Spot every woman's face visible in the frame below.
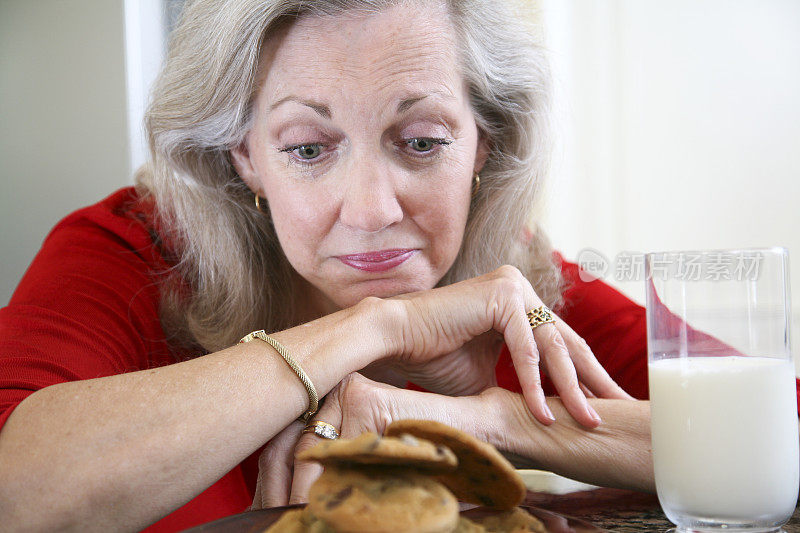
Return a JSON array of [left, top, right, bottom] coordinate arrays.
[[232, 2, 487, 311]]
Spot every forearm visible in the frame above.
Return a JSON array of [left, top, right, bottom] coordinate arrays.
[[475, 389, 654, 493], [0, 297, 393, 531]]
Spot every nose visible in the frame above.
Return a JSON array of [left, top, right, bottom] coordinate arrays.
[[338, 161, 404, 233]]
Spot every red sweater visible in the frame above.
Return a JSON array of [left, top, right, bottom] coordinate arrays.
[[1, 188, 797, 531]]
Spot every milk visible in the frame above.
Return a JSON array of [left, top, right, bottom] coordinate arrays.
[[649, 356, 799, 522]]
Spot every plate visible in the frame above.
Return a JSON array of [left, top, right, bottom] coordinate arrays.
[[517, 469, 600, 495], [183, 503, 605, 532]]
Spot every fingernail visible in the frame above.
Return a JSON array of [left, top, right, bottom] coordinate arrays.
[[544, 404, 556, 422], [587, 404, 601, 424]]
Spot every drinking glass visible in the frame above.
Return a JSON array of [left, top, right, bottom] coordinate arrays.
[[646, 247, 799, 532]]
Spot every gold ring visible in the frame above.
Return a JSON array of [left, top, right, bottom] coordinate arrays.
[[302, 420, 340, 440], [527, 305, 555, 330]]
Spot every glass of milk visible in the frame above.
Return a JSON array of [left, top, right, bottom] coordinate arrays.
[[646, 247, 799, 532]]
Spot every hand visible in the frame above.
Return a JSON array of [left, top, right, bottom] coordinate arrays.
[[249, 373, 651, 510], [252, 373, 470, 508], [386, 265, 632, 427], [393, 331, 502, 396], [250, 420, 305, 510]]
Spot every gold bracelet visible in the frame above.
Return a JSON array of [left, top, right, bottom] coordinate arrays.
[[239, 330, 319, 422]]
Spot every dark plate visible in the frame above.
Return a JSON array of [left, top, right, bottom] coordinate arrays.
[[184, 503, 606, 532]]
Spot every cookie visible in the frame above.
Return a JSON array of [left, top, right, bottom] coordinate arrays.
[[297, 431, 457, 472], [473, 507, 546, 533], [385, 419, 525, 510], [307, 465, 459, 533], [452, 516, 488, 532], [265, 508, 334, 533]]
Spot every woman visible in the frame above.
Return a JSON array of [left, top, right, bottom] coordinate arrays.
[[0, 0, 654, 530]]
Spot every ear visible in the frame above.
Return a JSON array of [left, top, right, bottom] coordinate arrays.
[[230, 134, 260, 193], [473, 130, 491, 174]]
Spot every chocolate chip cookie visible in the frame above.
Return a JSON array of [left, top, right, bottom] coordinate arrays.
[[297, 431, 457, 472], [307, 465, 459, 532], [385, 419, 525, 510]]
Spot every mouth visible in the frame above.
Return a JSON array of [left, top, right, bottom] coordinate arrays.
[[335, 249, 417, 273]]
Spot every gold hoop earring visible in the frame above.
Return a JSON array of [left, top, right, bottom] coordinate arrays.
[[472, 172, 481, 199], [254, 193, 265, 213]]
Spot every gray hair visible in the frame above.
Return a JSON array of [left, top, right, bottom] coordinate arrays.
[[137, 0, 562, 354]]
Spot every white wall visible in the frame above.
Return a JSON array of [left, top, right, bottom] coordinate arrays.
[[0, 0, 169, 306], [0, 0, 130, 305], [540, 0, 800, 370], [124, 0, 167, 175]]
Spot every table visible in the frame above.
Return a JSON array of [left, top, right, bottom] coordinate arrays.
[[524, 488, 800, 532], [187, 489, 800, 532]]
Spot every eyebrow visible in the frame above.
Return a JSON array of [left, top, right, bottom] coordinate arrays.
[[397, 95, 429, 114], [397, 91, 458, 113], [269, 96, 332, 119], [269, 91, 458, 119]]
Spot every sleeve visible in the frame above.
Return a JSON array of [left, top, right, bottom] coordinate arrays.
[[555, 256, 800, 414], [0, 198, 171, 430]]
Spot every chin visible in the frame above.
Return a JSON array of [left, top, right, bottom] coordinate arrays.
[[329, 277, 436, 308]]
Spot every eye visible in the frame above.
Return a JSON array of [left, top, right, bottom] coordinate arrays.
[[409, 138, 435, 152], [403, 137, 452, 154], [292, 144, 323, 160], [278, 143, 328, 165]]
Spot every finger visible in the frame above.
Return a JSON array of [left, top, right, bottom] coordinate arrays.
[[579, 382, 596, 398], [258, 420, 304, 508], [503, 295, 554, 426], [250, 467, 262, 511], [533, 322, 600, 428], [288, 455, 323, 505], [515, 273, 598, 427], [553, 318, 635, 400], [290, 390, 345, 504]]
